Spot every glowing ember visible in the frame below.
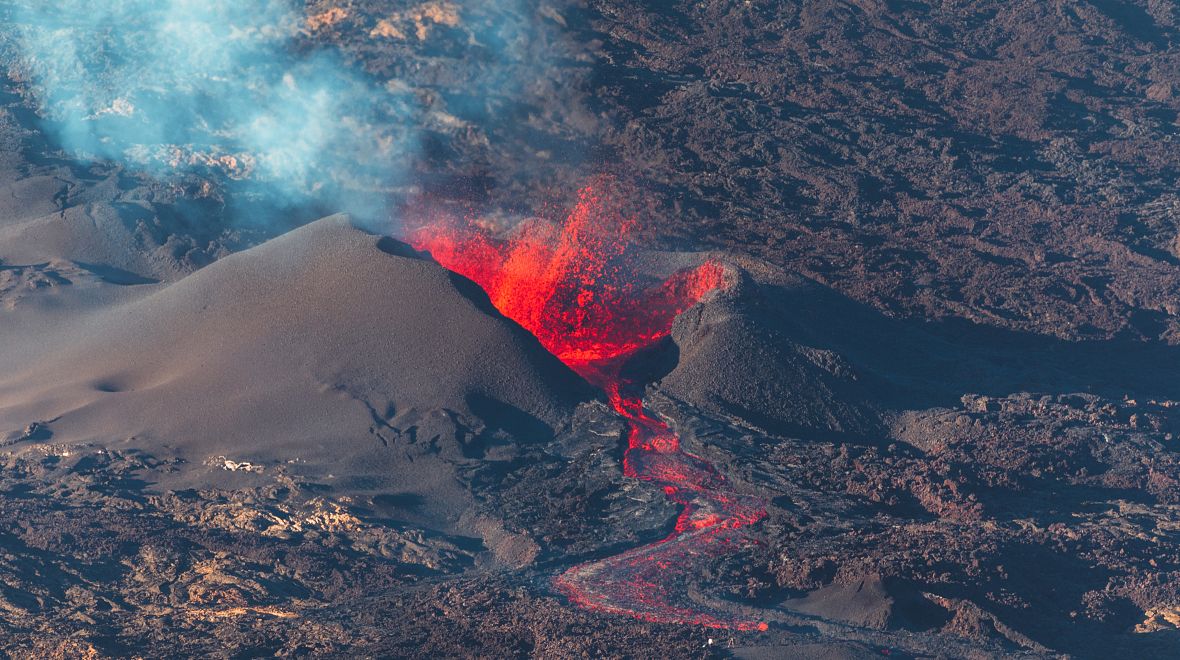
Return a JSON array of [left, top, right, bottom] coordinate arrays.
[[409, 184, 767, 631]]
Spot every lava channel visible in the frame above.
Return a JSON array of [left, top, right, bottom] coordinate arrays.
[[408, 184, 768, 631]]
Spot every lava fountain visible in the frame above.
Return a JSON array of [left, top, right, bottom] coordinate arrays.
[[408, 184, 768, 631]]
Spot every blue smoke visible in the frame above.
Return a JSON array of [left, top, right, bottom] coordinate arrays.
[[4, 0, 430, 223]]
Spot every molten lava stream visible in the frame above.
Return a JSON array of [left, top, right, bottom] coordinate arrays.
[[557, 374, 769, 632], [408, 185, 768, 632]]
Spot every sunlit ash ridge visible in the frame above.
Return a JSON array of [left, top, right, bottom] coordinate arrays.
[[409, 185, 768, 632]]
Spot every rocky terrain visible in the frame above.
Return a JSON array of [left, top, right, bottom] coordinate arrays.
[[2, 1, 1180, 658]]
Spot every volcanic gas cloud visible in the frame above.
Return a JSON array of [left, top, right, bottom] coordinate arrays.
[[410, 185, 768, 631]]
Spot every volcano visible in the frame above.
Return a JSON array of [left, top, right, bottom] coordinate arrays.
[[4, 0, 1180, 657], [411, 184, 769, 630], [0, 215, 593, 527]]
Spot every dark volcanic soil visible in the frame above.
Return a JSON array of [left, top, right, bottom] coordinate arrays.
[[2, 1, 1180, 658]]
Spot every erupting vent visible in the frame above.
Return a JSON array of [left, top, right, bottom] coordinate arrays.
[[407, 185, 728, 372], [409, 184, 767, 631]]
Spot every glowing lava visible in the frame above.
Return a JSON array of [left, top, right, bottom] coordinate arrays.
[[408, 184, 767, 632], [407, 186, 727, 369]]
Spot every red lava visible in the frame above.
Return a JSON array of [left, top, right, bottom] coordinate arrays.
[[408, 184, 768, 631]]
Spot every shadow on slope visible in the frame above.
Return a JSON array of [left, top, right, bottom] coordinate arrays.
[[650, 263, 1180, 442]]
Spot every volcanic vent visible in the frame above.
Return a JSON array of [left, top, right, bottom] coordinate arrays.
[[409, 185, 769, 631]]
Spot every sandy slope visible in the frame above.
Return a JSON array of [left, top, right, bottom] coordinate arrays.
[[0, 214, 592, 525]]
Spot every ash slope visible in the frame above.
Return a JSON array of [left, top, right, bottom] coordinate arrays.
[[659, 269, 883, 440], [0, 215, 593, 517]]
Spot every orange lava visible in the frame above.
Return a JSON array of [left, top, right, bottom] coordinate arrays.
[[408, 184, 767, 632], [407, 185, 727, 372]]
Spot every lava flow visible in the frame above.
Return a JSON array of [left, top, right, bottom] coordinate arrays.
[[408, 185, 768, 631]]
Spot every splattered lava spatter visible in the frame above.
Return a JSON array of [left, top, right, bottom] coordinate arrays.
[[408, 185, 768, 631], [407, 186, 727, 368]]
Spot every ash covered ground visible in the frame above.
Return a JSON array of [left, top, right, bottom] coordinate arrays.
[[2, 1, 1180, 658]]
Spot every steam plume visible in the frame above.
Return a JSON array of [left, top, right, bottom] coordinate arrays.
[[2, 1, 544, 224]]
